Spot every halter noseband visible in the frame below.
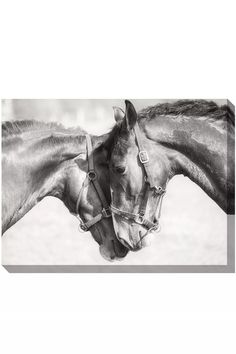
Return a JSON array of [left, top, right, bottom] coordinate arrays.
[[72, 134, 111, 232], [110, 123, 166, 234]]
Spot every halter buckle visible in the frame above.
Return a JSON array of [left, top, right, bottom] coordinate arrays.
[[88, 170, 97, 181], [102, 207, 112, 218], [139, 150, 149, 164]]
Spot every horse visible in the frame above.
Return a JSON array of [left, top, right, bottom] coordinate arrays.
[[104, 99, 235, 251], [2, 120, 128, 260]]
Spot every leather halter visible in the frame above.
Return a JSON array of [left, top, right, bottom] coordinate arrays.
[[72, 134, 111, 232], [110, 123, 166, 234]]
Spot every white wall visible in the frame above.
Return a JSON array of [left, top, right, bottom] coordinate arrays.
[[0, 1, 235, 354]]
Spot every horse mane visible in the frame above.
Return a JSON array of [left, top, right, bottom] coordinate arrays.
[[2, 120, 86, 138], [138, 100, 235, 127], [103, 100, 235, 157]]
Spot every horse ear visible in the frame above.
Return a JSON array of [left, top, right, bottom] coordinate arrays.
[[125, 100, 137, 130], [113, 106, 125, 124]]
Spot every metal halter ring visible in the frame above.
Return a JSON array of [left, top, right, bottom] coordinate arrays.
[[153, 186, 166, 195], [102, 208, 112, 218], [151, 223, 161, 233], [88, 170, 97, 181], [135, 214, 144, 225], [78, 222, 89, 233]]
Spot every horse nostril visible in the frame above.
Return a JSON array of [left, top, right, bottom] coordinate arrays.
[[153, 217, 158, 224]]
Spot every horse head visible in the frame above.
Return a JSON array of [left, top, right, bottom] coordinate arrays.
[[107, 100, 169, 251], [61, 135, 129, 261]]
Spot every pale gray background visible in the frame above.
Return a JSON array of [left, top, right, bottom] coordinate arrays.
[[2, 99, 227, 265]]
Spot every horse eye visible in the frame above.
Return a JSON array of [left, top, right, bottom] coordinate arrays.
[[114, 166, 126, 174]]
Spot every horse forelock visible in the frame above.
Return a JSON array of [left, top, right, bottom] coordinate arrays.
[[102, 122, 132, 162]]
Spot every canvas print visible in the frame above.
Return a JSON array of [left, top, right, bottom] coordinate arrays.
[[1, 99, 235, 272]]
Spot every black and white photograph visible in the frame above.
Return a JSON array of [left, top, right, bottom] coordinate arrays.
[[1, 1, 235, 354], [2, 99, 234, 271]]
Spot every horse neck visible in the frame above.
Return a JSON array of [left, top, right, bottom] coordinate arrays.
[[144, 115, 234, 213], [2, 131, 86, 233]]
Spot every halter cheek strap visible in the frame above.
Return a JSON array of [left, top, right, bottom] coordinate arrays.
[[110, 123, 166, 234], [72, 134, 111, 232], [133, 124, 157, 189]]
